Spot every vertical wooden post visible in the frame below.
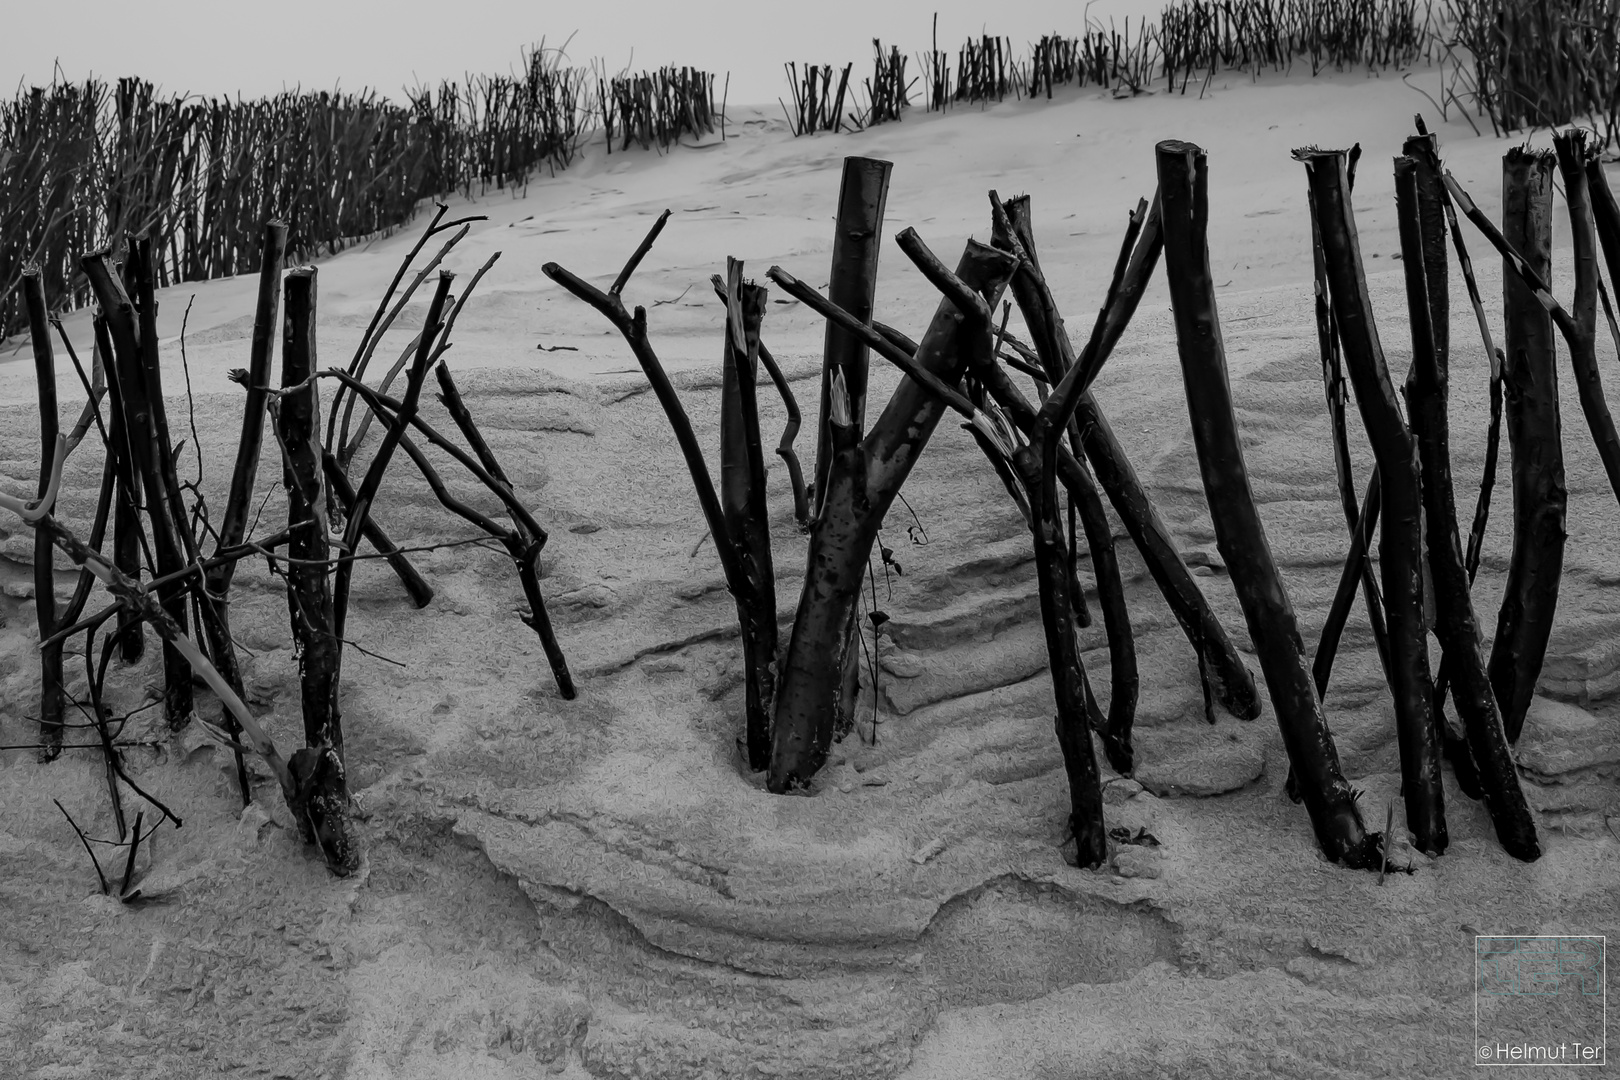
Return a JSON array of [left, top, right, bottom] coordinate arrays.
[[207, 219, 287, 803], [95, 314, 145, 663], [719, 265, 778, 770], [23, 270, 64, 758], [280, 269, 342, 753], [1489, 148, 1564, 743], [1395, 157, 1539, 862]]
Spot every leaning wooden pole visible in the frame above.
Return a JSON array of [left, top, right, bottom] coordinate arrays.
[[23, 271, 65, 758], [1490, 148, 1565, 743], [1395, 157, 1539, 862], [83, 253, 193, 728], [1298, 147, 1446, 856], [207, 219, 286, 802], [96, 315, 144, 664], [995, 195, 1260, 723], [1157, 140, 1377, 867]]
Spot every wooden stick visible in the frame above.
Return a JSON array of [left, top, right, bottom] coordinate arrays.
[[333, 271, 455, 650], [1551, 130, 1620, 502], [277, 269, 344, 754], [320, 456, 434, 609], [717, 261, 779, 770], [813, 158, 892, 515], [1160, 140, 1376, 868], [1304, 180, 1392, 692], [23, 269, 65, 758], [712, 275, 809, 527], [1298, 147, 1446, 856], [1396, 157, 1539, 862], [766, 240, 1019, 791], [987, 196, 1151, 771], [1586, 154, 1620, 358], [994, 194, 1261, 724], [95, 315, 145, 663], [1458, 150, 1566, 744], [209, 219, 286, 803], [82, 252, 193, 727], [543, 228, 747, 596]]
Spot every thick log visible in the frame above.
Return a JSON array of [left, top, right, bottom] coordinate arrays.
[[1159, 140, 1377, 867], [1395, 158, 1539, 862], [1298, 147, 1446, 855], [1490, 148, 1565, 743]]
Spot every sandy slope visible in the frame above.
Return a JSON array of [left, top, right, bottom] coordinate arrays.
[[1, 71, 1617, 1079]]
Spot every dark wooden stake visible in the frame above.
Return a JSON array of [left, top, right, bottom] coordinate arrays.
[[96, 315, 145, 663], [82, 252, 193, 728], [1488, 148, 1565, 743], [1159, 140, 1377, 868], [23, 270, 65, 759], [1298, 147, 1446, 855], [1395, 157, 1540, 862], [994, 196, 1262, 725], [274, 267, 357, 874], [813, 157, 892, 510], [718, 261, 779, 770], [207, 219, 286, 803]]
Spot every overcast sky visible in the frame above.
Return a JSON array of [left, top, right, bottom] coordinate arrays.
[[4, 0, 1166, 108]]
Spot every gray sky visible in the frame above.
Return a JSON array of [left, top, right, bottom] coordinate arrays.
[[4, 0, 1166, 108]]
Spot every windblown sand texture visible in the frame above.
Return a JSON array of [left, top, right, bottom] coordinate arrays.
[[1, 73, 1617, 1079]]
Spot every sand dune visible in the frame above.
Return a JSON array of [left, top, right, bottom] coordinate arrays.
[[1, 71, 1616, 1079]]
